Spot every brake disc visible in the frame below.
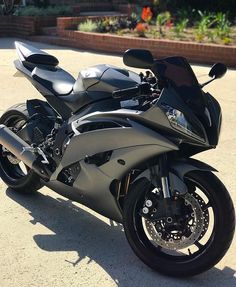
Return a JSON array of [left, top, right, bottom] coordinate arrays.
[[144, 193, 205, 250]]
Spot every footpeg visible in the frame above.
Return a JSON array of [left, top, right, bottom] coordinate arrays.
[[21, 146, 49, 164]]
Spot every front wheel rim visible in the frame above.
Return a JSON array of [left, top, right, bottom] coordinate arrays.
[[132, 176, 218, 262]]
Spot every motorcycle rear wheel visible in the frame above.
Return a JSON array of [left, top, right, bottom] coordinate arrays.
[[0, 103, 43, 193], [123, 171, 235, 277]]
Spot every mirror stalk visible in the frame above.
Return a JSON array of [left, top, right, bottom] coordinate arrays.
[[200, 77, 216, 88]]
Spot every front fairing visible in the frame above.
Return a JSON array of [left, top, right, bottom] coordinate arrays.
[[142, 56, 222, 148], [142, 86, 209, 147]]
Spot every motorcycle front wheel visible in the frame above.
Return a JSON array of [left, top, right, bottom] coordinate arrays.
[[123, 171, 235, 277]]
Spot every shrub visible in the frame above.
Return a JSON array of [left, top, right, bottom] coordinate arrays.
[[156, 11, 171, 36], [78, 20, 98, 33], [214, 12, 231, 41], [195, 11, 216, 42], [174, 18, 189, 38], [13, 5, 72, 16]]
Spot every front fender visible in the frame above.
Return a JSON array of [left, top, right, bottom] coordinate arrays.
[[132, 158, 217, 195], [170, 158, 217, 180]]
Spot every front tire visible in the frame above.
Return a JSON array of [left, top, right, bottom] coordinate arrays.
[[0, 103, 43, 193], [123, 171, 235, 277]]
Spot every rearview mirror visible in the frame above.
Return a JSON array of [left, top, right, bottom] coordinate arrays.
[[209, 63, 227, 79], [123, 49, 154, 69]]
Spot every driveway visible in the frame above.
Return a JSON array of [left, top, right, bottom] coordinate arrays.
[[0, 38, 235, 287]]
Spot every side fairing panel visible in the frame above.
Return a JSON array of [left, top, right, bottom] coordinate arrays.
[[60, 120, 177, 168], [48, 119, 178, 222]]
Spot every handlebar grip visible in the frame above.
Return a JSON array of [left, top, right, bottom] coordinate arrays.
[[112, 86, 139, 99]]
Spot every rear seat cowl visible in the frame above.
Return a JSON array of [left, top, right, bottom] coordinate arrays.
[[15, 41, 59, 67]]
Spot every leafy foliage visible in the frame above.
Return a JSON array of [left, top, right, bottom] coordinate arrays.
[[78, 15, 138, 34], [156, 11, 171, 36], [174, 18, 189, 38], [13, 5, 72, 16], [75, 6, 234, 46], [78, 20, 98, 33], [214, 12, 231, 43]]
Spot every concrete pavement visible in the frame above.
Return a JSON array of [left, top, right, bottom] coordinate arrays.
[[0, 37, 235, 287]]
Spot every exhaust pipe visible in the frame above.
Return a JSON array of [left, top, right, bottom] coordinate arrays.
[[0, 124, 51, 180]]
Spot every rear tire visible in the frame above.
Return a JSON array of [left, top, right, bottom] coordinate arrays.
[[123, 171, 235, 277], [0, 103, 43, 193]]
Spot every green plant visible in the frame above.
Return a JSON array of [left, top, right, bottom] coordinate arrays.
[[156, 11, 171, 36], [195, 11, 216, 42], [126, 13, 138, 29], [176, 7, 197, 25], [14, 6, 43, 16], [214, 12, 231, 41], [45, 5, 72, 16], [174, 18, 189, 38], [194, 11, 232, 44], [78, 20, 98, 33], [97, 17, 119, 33], [96, 16, 137, 33], [13, 5, 72, 16]]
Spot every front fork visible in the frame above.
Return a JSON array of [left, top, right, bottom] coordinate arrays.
[[150, 154, 171, 199]]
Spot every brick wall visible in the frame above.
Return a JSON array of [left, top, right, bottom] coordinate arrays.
[[57, 17, 236, 67], [0, 16, 36, 37], [0, 16, 58, 37]]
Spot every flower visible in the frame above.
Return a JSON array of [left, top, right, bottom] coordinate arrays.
[[136, 23, 147, 32], [166, 19, 174, 29], [141, 7, 153, 23], [135, 22, 148, 36]]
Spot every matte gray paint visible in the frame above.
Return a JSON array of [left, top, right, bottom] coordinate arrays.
[[47, 117, 178, 222], [47, 144, 176, 222], [58, 118, 178, 170]]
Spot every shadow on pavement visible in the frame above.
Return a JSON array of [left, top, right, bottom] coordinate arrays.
[[6, 188, 236, 287]]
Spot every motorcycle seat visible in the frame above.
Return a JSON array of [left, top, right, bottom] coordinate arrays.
[[15, 41, 59, 67], [32, 66, 76, 96]]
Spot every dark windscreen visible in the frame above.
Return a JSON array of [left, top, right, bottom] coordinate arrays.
[[154, 57, 205, 114]]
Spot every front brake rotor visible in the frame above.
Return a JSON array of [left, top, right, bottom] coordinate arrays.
[[144, 193, 205, 250]]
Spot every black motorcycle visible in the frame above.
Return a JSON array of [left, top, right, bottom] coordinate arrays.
[[0, 42, 234, 277]]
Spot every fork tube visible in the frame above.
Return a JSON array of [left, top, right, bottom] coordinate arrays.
[[159, 154, 171, 198]]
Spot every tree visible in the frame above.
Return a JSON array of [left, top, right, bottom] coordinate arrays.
[[0, 0, 16, 15]]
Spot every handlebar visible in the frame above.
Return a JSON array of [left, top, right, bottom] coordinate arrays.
[[112, 82, 151, 100]]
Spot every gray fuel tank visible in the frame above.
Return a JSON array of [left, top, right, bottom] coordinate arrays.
[[73, 64, 140, 94]]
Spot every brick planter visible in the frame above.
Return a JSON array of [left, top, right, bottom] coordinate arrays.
[[57, 18, 236, 67], [0, 16, 59, 37], [0, 16, 36, 37], [34, 16, 58, 33]]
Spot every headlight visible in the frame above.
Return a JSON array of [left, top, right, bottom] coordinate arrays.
[[162, 104, 205, 142]]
